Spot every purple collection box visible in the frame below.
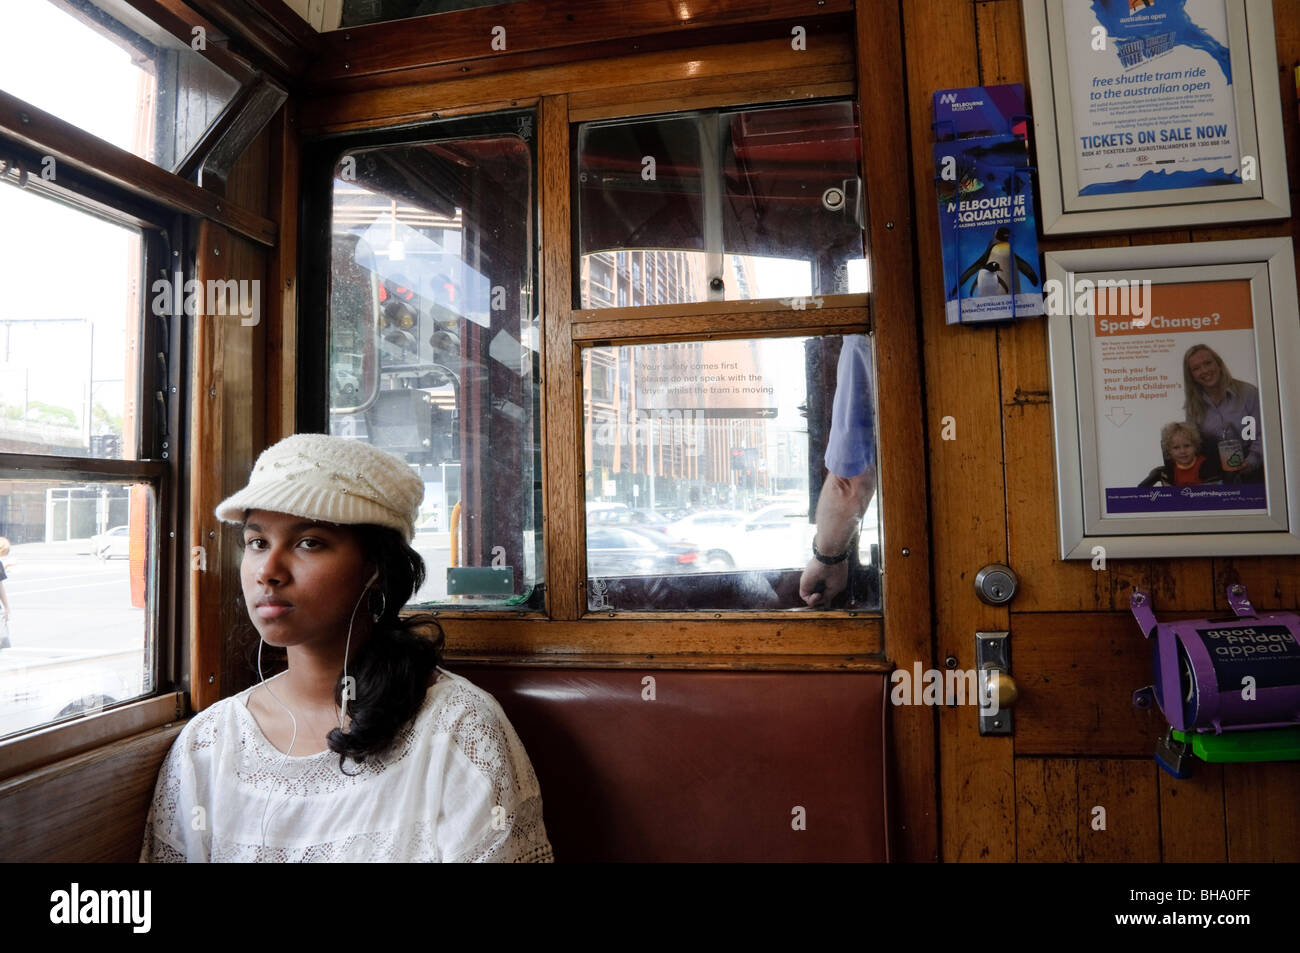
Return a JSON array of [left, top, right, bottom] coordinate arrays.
[[1131, 584, 1300, 733]]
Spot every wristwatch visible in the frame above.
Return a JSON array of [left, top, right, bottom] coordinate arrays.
[[812, 533, 856, 565]]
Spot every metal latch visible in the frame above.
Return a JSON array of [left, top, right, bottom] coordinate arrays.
[[976, 631, 1018, 736]]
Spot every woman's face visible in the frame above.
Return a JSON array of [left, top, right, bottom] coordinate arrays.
[[1188, 350, 1222, 390], [240, 509, 373, 649], [1169, 434, 1198, 467]]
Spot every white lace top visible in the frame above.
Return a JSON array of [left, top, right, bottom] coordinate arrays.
[[139, 667, 553, 862]]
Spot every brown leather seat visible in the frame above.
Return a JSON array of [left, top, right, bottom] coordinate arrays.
[[451, 665, 890, 862]]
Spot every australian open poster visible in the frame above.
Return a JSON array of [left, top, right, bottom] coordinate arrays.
[[1064, 0, 1242, 195]]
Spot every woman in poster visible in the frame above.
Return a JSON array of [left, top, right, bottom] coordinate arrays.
[[1182, 344, 1263, 482]]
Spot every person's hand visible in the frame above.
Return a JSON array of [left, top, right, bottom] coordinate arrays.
[[799, 557, 849, 607]]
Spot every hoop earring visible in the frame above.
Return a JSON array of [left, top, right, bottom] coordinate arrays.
[[369, 589, 387, 623]]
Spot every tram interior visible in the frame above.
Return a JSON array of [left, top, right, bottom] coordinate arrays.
[[0, 0, 1298, 864]]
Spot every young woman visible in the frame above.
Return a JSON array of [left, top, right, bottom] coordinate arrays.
[[140, 434, 553, 862], [1182, 344, 1263, 480]]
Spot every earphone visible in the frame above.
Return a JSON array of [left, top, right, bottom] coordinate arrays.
[[255, 567, 381, 853], [340, 569, 381, 725]]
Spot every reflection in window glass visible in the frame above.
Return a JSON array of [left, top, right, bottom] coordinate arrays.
[[583, 335, 880, 611], [577, 100, 869, 308], [0, 480, 155, 740], [326, 125, 541, 607], [0, 185, 139, 460], [334, 0, 529, 29], [0, 1, 242, 171]]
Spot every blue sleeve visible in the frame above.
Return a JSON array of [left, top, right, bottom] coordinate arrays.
[[823, 335, 876, 479]]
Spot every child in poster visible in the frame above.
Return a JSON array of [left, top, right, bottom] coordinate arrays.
[[1138, 420, 1222, 486]]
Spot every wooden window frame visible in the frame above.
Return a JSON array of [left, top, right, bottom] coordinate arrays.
[[288, 2, 936, 861], [296, 32, 921, 669], [0, 159, 187, 781], [0, 0, 277, 776]]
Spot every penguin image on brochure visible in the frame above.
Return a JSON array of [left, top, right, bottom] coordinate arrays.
[[951, 226, 1039, 298], [974, 261, 1007, 297]]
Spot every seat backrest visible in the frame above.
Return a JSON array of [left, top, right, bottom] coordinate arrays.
[[451, 665, 890, 862]]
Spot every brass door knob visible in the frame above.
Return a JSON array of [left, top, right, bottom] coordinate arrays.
[[985, 670, 1019, 708]]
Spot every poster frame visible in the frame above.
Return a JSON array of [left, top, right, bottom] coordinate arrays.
[[1021, 0, 1290, 235], [1046, 237, 1300, 559]]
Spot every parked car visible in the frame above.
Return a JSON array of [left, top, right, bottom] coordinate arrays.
[[667, 496, 884, 573], [664, 510, 750, 569], [91, 526, 130, 560], [0, 647, 143, 740], [665, 503, 818, 571], [587, 506, 675, 535], [586, 525, 699, 577]]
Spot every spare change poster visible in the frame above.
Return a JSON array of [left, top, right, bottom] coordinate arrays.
[[1064, 0, 1241, 195], [1091, 279, 1267, 518]]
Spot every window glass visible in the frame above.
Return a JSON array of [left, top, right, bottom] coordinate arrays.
[[326, 127, 540, 607], [0, 480, 156, 740], [583, 333, 880, 611], [0, 184, 139, 460], [333, 0, 528, 29], [0, 0, 242, 171], [576, 100, 869, 308]]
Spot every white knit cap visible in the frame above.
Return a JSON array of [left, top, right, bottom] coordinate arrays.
[[215, 434, 425, 542]]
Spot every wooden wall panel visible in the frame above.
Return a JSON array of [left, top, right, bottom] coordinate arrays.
[[1013, 613, 1165, 757], [189, 122, 275, 706], [0, 723, 182, 862], [1015, 758, 1077, 861], [1077, 759, 1161, 861], [1015, 758, 1165, 861], [856, 0, 939, 862], [904, 0, 1016, 862], [918, 0, 1300, 862], [301, 34, 855, 135], [266, 105, 300, 446], [1223, 762, 1300, 861], [309, 1, 853, 86], [1001, 317, 1110, 613], [192, 224, 269, 707], [1159, 764, 1227, 862]]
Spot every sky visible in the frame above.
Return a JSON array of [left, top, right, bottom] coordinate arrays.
[[0, 1, 145, 428]]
